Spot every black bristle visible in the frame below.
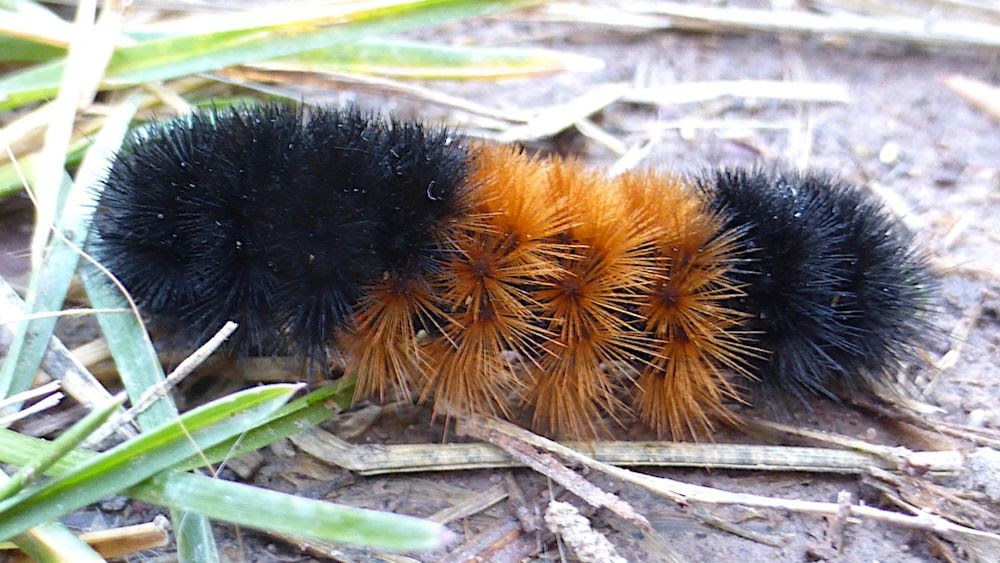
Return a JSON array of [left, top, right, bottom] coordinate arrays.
[[817, 177, 933, 380], [92, 103, 469, 360], [364, 117, 468, 274], [701, 169, 932, 400]]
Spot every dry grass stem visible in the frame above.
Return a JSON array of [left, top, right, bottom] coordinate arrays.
[[573, 118, 627, 154], [533, 1, 1000, 48], [0, 380, 60, 412], [942, 75, 1000, 121], [624, 80, 850, 106], [495, 82, 630, 142], [290, 425, 960, 476], [428, 484, 508, 524], [0, 103, 59, 160], [12, 402, 88, 437], [0, 389, 62, 426], [689, 505, 785, 547], [1, 278, 131, 439], [222, 67, 530, 124], [69, 339, 111, 369], [740, 417, 961, 472], [31, 0, 99, 268], [0, 308, 129, 324], [1, 515, 170, 561], [931, 304, 981, 375]]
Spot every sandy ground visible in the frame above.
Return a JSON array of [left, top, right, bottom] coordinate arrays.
[[1, 2, 999, 562]]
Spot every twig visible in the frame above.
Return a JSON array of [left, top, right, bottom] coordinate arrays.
[[133, 321, 238, 414], [930, 304, 980, 375], [504, 472, 539, 532], [829, 490, 852, 551], [447, 516, 525, 562], [461, 415, 1000, 548], [446, 485, 590, 562], [88, 321, 237, 443], [863, 467, 998, 560], [865, 466, 999, 529], [458, 416, 650, 529], [851, 397, 1000, 449]]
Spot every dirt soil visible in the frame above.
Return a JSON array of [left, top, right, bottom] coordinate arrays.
[[1, 2, 999, 562]]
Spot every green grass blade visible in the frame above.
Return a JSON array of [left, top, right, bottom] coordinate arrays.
[[0, 380, 353, 475], [0, 411, 452, 552], [0, 138, 89, 201], [79, 279, 221, 563], [0, 96, 139, 402], [79, 271, 175, 430], [0, 430, 85, 474], [138, 471, 451, 552], [0, 384, 299, 541], [175, 379, 353, 472], [0, 0, 539, 111], [81, 134, 220, 561], [0, 466, 101, 562], [0, 395, 123, 501], [0, 36, 64, 63], [174, 510, 220, 562], [0, 172, 72, 403], [265, 37, 604, 79]]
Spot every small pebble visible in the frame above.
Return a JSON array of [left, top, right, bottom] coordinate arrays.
[[99, 495, 129, 512], [966, 448, 1000, 503], [967, 408, 990, 428], [879, 141, 901, 165]]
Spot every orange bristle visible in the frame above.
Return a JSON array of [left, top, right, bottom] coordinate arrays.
[[618, 171, 754, 438], [420, 145, 569, 418], [342, 273, 441, 402], [527, 159, 662, 438]]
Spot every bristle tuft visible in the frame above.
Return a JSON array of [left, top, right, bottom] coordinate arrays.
[[527, 159, 661, 438], [421, 145, 567, 418], [701, 168, 932, 401], [619, 171, 752, 438]]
